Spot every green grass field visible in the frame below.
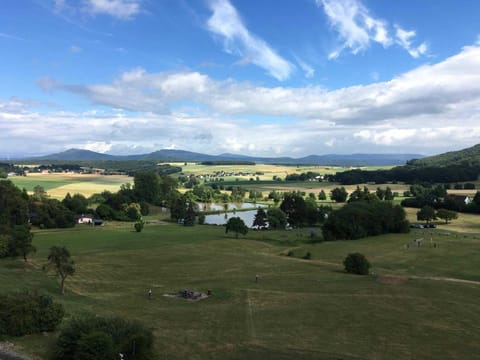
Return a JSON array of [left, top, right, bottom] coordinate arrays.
[[1, 218, 480, 359]]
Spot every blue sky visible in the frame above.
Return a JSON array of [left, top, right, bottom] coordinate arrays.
[[1, 0, 480, 157]]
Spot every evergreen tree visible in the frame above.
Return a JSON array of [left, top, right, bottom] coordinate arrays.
[[252, 208, 267, 229]]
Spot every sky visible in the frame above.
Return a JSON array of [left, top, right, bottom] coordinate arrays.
[[1, 0, 480, 158]]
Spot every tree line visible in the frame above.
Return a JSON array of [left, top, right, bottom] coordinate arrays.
[[331, 165, 480, 185]]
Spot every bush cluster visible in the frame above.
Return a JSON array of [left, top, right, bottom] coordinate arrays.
[[344, 253, 371, 275], [53, 315, 154, 360], [0, 292, 64, 337]]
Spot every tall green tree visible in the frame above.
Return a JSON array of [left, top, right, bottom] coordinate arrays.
[[62, 193, 89, 214], [436, 208, 458, 224], [318, 190, 327, 201], [384, 187, 394, 201], [183, 202, 196, 226], [280, 192, 306, 227], [9, 225, 35, 262], [376, 187, 386, 200], [330, 187, 348, 203], [134, 172, 161, 203], [417, 205, 436, 224], [170, 194, 187, 222], [0, 180, 30, 232], [266, 208, 287, 230], [44, 246, 75, 295], [252, 208, 267, 229], [225, 217, 248, 238]]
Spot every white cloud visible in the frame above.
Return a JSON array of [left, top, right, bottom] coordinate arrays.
[[294, 56, 315, 78], [83, 0, 140, 19], [394, 25, 428, 58], [318, 0, 427, 59], [206, 0, 294, 81], [0, 32, 25, 41], [318, 0, 391, 57], [69, 45, 82, 53], [53, 0, 66, 12]]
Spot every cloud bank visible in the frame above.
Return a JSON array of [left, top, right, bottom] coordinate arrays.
[[3, 43, 479, 157]]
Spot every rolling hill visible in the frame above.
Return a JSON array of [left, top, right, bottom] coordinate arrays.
[[22, 148, 423, 166], [407, 143, 480, 167]]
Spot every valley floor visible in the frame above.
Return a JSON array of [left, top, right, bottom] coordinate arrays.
[[1, 221, 479, 359]]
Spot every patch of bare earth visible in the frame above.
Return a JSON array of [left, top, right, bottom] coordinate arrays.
[[376, 275, 409, 285]]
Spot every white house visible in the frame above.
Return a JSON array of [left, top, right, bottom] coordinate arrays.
[[77, 215, 94, 224]]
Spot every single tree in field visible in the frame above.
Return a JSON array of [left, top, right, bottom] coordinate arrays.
[[436, 209, 458, 224], [252, 208, 267, 229], [330, 187, 348, 203], [183, 202, 196, 226], [225, 217, 248, 238], [318, 190, 327, 201], [384, 186, 394, 201], [344, 253, 371, 275], [44, 246, 75, 295], [417, 205, 436, 224]]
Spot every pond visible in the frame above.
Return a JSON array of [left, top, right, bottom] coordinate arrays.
[[197, 202, 266, 212], [204, 209, 262, 227]]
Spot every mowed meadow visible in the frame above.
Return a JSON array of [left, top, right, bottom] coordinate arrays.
[[2, 220, 480, 359]]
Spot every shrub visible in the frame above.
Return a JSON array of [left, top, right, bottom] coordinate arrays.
[[53, 315, 154, 360], [302, 252, 311, 260], [75, 331, 115, 360], [343, 253, 371, 275], [0, 234, 10, 257], [0, 292, 64, 336], [134, 220, 145, 233]]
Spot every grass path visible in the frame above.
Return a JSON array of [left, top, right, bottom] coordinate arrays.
[[245, 290, 257, 342], [409, 275, 480, 285]]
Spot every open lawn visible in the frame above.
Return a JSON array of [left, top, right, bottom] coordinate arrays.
[[1, 219, 480, 359], [9, 173, 132, 199]]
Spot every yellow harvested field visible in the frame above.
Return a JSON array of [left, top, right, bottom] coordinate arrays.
[[10, 173, 132, 199], [404, 207, 480, 233], [48, 181, 128, 198]]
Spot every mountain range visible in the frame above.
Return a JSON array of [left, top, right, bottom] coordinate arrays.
[[24, 148, 424, 166]]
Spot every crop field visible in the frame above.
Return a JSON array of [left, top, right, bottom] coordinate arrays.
[[8, 164, 408, 200], [168, 162, 393, 181], [9, 173, 132, 199], [2, 217, 480, 359]]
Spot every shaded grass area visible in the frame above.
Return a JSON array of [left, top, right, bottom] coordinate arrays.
[[1, 223, 480, 359]]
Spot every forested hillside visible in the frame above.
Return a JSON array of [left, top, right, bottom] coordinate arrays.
[[407, 144, 480, 167]]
